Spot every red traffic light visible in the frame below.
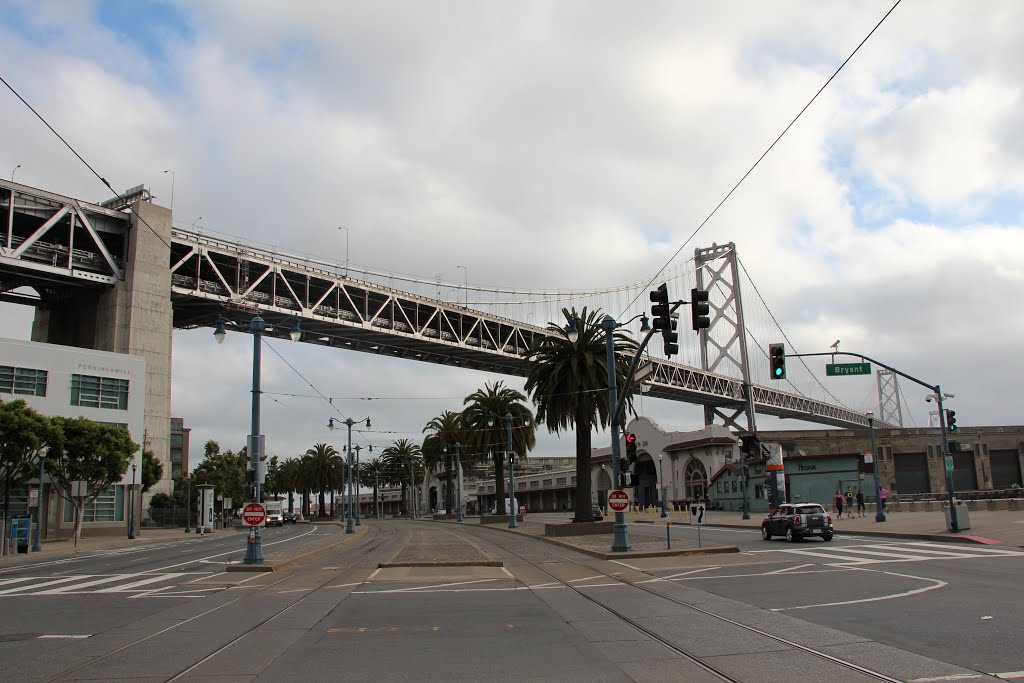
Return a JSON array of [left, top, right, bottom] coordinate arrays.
[[625, 432, 636, 444]]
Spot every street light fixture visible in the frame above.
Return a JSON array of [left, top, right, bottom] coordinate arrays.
[[866, 411, 886, 523], [487, 412, 530, 529], [443, 442, 464, 523], [215, 314, 301, 563], [163, 169, 175, 211], [328, 416, 371, 534], [11, 164, 21, 182], [192, 217, 203, 230], [128, 462, 137, 540]]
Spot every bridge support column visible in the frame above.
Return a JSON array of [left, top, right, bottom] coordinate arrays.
[[31, 201, 174, 497]]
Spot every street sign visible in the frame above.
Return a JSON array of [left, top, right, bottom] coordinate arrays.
[[944, 457, 954, 473], [689, 502, 706, 525], [28, 488, 38, 508], [242, 502, 267, 526], [826, 363, 871, 376], [608, 490, 630, 512], [863, 452, 874, 464]]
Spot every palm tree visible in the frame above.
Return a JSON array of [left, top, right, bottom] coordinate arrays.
[[278, 457, 304, 514], [525, 307, 637, 522], [381, 439, 423, 517], [422, 410, 465, 515], [361, 457, 385, 517], [304, 443, 344, 518], [462, 381, 535, 516]]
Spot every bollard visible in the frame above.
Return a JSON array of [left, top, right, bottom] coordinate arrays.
[[666, 518, 672, 549]]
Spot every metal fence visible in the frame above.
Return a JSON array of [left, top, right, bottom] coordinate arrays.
[[145, 507, 191, 528]]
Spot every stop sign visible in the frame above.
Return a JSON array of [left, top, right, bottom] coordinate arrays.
[[607, 490, 630, 512], [242, 502, 266, 526]]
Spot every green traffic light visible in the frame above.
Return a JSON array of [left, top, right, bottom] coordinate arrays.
[[774, 367, 783, 377]]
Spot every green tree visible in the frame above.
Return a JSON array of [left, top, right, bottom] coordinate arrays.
[[191, 447, 247, 510], [462, 381, 535, 516], [47, 417, 138, 541], [361, 457, 385, 517], [422, 410, 464, 514], [381, 439, 423, 516], [277, 457, 304, 514], [304, 443, 343, 518], [263, 456, 282, 497], [141, 448, 163, 493], [0, 400, 57, 542], [525, 307, 637, 522]]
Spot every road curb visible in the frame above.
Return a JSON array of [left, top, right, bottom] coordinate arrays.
[[226, 527, 368, 572], [706, 522, 999, 545]]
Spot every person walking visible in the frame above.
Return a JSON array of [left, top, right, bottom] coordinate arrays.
[[856, 489, 865, 517], [834, 490, 844, 520], [845, 489, 855, 519], [880, 487, 889, 512]]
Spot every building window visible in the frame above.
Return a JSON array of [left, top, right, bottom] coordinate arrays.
[[731, 481, 737, 492], [556, 477, 566, 485], [170, 448, 182, 463], [63, 486, 125, 523], [754, 485, 764, 499], [571, 477, 576, 484], [530, 481, 539, 488], [171, 464, 182, 478], [170, 433, 183, 445], [0, 365, 48, 396], [71, 374, 129, 410], [542, 479, 552, 487], [171, 419, 183, 431], [716, 481, 722, 493]]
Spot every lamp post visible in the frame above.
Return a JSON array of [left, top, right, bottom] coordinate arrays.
[[566, 314, 633, 552], [128, 463, 137, 540], [456, 265, 468, 307], [867, 411, 886, 523], [163, 169, 175, 211], [488, 412, 527, 529], [32, 452, 46, 552], [658, 454, 667, 518], [11, 164, 21, 182], [328, 416, 371, 534], [443, 442, 465, 523], [215, 314, 300, 563], [338, 226, 349, 278], [409, 456, 417, 518], [185, 475, 192, 533], [354, 445, 362, 526]]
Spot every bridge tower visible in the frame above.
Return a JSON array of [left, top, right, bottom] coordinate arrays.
[[876, 369, 904, 428], [30, 201, 174, 495], [693, 243, 758, 435]]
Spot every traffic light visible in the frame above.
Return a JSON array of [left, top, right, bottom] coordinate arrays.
[[947, 440, 959, 455], [769, 343, 786, 380], [690, 288, 710, 331], [946, 409, 957, 432], [625, 432, 638, 463], [649, 283, 679, 357]]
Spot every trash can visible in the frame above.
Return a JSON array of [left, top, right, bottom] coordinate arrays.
[[943, 499, 971, 532]]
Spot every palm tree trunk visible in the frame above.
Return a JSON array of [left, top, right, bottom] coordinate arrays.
[[445, 457, 454, 514], [494, 453, 506, 515], [287, 491, 293, 514], [399, 481, 408, 515], [573, 403, 593, 522], [318, 489, 327, 517]]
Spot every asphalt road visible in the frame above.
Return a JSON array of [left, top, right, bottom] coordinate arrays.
[[1, 519, 1020, 682]]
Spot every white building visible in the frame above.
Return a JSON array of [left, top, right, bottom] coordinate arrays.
[[1, 336, 145, 539]]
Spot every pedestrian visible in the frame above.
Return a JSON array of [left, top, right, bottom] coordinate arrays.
[[856, 489, 865, 517], [834, 490, 844, 520], [879, 487, 889, 512], [845, 489, 855, 518]]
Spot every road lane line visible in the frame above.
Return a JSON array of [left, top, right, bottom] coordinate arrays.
[[96, 574, 184, 592], [772, 566, 947, 611], [38, 635, 91, 639], [991, 672, 1024, 680], [765, 563, 815, 574], [37, 575, 136, 594], [0, 575, 90, 595], [388, 578, 501, 592]]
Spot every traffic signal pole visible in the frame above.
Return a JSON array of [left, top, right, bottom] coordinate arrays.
[[782, 350, 959, 533]]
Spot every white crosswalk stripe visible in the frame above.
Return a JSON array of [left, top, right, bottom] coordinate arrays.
[[757, 541, 1024, 566], [0, 572, 203, 597]]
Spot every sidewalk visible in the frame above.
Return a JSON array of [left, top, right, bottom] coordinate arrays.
[[0, 526, 215, 568], [703, 507, 1024, 546]]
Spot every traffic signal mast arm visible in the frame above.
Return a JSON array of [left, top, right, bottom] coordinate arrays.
[[612, 300, 685, 427]]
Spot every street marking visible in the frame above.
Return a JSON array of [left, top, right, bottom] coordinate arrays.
[[366, 568, 383, 580], [277, 589, 309, 594], [38, 634, 91, 639], [568, 575, 604, 583], [656, 567, 721, 581], [37, 574, 136, 594], [327, 626, 440, 633], [991, 672, 1024, 680], [766, 563, 814, 574], [0, 576, 88, 595], [908, 676, 988, 682], [0, 577, 39, 588], [326, 582, 363, 588], [96, 574, 185, 593], [500, 567, 514, 578], [387, 578, 500, 592], [772, 566, 946, 611], [609, 560, 643, 571]]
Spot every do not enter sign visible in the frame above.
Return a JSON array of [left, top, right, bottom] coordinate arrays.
[[242, 502, 266, 526], [608, 490, 630, 512]]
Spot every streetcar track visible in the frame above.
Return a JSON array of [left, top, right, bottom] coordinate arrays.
[[467, 525, 904, 683], [39, 524, 395, 683]]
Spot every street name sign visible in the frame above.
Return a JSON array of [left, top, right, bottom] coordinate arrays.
[[608, 490, 630, 512], [944, 457, 954, 473], [242, 502, 267, 526], [826, 363, 872, 376]]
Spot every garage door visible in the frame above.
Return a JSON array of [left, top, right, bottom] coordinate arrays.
[[894, 452, 929, 493], [990, 450, 1022, 489]]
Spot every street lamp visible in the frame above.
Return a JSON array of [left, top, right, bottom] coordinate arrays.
[[163, 169, 175, 211], [11, 164, 21, 182], [192, 216, 203, 230], [128, 462, 137, 540], [564, 313, 638, 552], [866, 411, 886, 523], [487, 412, 530, 529], [328, 416, 371, 534], [338, 226, 349, 278], [215, 314, 302, 563], [185, 475, 192, 533], [658, 454, 667, 518], [32, 451, 46, 552], [354, 445, 363, 526], [443, 442, 464, 523]]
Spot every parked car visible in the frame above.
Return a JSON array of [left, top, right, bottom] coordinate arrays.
[[591, 505, 604, 521], [761, 503, 833, 542], [282, 511, 300, 524]]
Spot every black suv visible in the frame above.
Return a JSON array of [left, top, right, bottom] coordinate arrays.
[[761, 503, 833, 542]]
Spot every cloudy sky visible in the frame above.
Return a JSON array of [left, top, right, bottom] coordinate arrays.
[[2, 1, 1022, 468]]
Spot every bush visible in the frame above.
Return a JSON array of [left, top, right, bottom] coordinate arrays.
[[149, 492, 173, 509]]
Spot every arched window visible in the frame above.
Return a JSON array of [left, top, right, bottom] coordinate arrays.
[[685, 459, 708, 500]]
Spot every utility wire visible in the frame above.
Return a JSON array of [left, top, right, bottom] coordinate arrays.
[[620, 0, 903, 317], [1, 72, 174, 252]]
